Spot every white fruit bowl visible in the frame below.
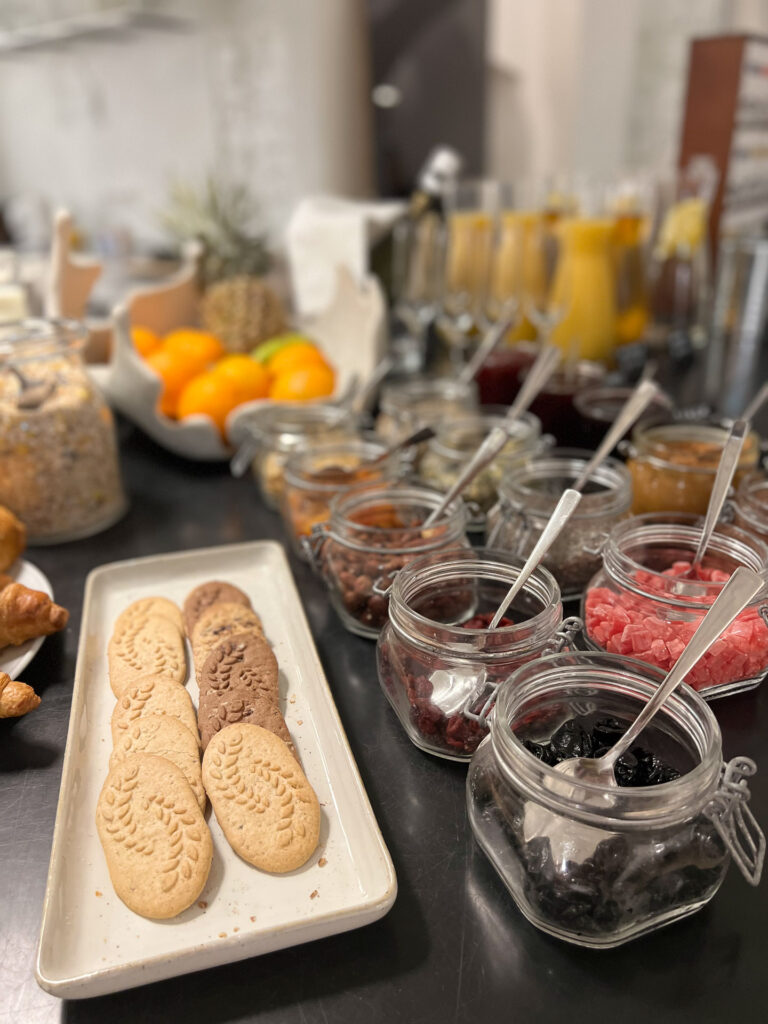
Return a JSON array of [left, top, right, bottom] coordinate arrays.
[[93, 268, 386, 462]]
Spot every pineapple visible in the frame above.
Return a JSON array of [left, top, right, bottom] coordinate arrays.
[[161, 177, 286, 352]]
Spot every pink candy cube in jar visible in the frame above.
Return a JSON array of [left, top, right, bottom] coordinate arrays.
[[377, 548, 572, 760], [582, 513, 768, 699]]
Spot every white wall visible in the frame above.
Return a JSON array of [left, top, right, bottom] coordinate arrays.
[[0, 0, 374, 247], [486, 0, 768, 185]]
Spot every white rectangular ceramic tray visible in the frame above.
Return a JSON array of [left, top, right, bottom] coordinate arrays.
[[36, 541, 397, 999]]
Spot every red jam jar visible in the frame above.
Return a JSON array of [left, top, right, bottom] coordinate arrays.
[[525, 361, 605, 446], [474, 341, 539, 406], [377, 548, 566, 760]]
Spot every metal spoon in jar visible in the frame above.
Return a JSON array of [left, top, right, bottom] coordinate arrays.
[[361, 424, 436, 469], [7, 363, 56, 410], [488, 488, 582, 629], [422, 343, 561, 528], [457, 311, 518, 387], [682, 418, 747, 579], [571, 378, 661, 493], [554, 565, 763, 790], [741, 381, 768, 423]]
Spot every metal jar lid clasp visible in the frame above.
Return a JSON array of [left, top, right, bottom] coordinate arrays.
[[707, 756, 765, 885]]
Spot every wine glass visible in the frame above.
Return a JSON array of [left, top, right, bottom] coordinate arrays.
[[437, 179, 500, 370]]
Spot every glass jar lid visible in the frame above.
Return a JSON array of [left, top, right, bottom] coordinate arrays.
[[498, 449, 631, 521]]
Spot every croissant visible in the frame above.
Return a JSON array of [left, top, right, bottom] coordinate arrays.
[[0, 574, 13, 591], [0, 583, 68, 649], [0, 507, 26, 572], [0, 672, 40, 718]]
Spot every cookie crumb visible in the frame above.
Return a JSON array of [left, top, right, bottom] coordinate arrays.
[[233, 927, 240, 933], [250, 915, 256, 922], [219, 932, 227, 938], [289, 696, 296, 704], [297, 720, 303, 726], [310, 890, 319, 899], [318, 857, 327, 868], [198, 901, 208, 909], [95, 890, 103, 897]]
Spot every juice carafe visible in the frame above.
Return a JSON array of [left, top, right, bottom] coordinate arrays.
[[550, 218, 617, 363]]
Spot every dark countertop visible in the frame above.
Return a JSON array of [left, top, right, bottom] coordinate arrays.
[[3, 412, 768, 1024]]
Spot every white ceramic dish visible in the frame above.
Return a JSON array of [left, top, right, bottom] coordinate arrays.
[[0, 559, 54, 679], [96, 267, 386, 462], [36, 541, 396, 999]]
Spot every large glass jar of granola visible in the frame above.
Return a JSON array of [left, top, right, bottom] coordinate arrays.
[[0, 319, 127, 543]]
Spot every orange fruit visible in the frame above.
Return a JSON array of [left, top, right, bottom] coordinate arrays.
[[146, 348, 201, 417], [269, 362, 335, 402], [162, 328, 225, 375], [211, 354, 271, 402], [267, 342, 326, 376], [132, 325, 161, 358], [177, 371, 241, 437]]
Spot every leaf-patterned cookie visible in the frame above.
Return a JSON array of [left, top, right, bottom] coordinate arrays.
[[183, 581, 251, 636], [198, 690, 295, 757], [111, 676, 199, 747], [202, 724, 320, 873], [110, 715, 206, 811], [108, 614, 187, 697], [96, 754, 212, 919], [198, 634, 278, 704], [192, 605, 265, 677], [114, 597, 184, 637]]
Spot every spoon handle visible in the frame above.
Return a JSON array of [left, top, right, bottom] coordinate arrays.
[[422, 426, 509, 527], [742, 381, 768, 423], [489, 489, 581, 628], [423, 344, 560, 528], [458, 311, 517, 387], [689, 418, 747, 571], [604, 565, 764, 769], [571, 379, 659, 492], [505, 343, 561, 424]]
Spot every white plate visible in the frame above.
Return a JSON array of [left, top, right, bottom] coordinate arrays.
[[0, 559, 54, 679], [36, 541, 396, 999]]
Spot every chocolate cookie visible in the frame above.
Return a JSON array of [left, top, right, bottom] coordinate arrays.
[[198, 691, 295, 754], [183, 581, 251, 636], [198, 633, 278, 704]]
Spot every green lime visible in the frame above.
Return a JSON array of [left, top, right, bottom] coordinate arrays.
[[251, 333, 312, 364]]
